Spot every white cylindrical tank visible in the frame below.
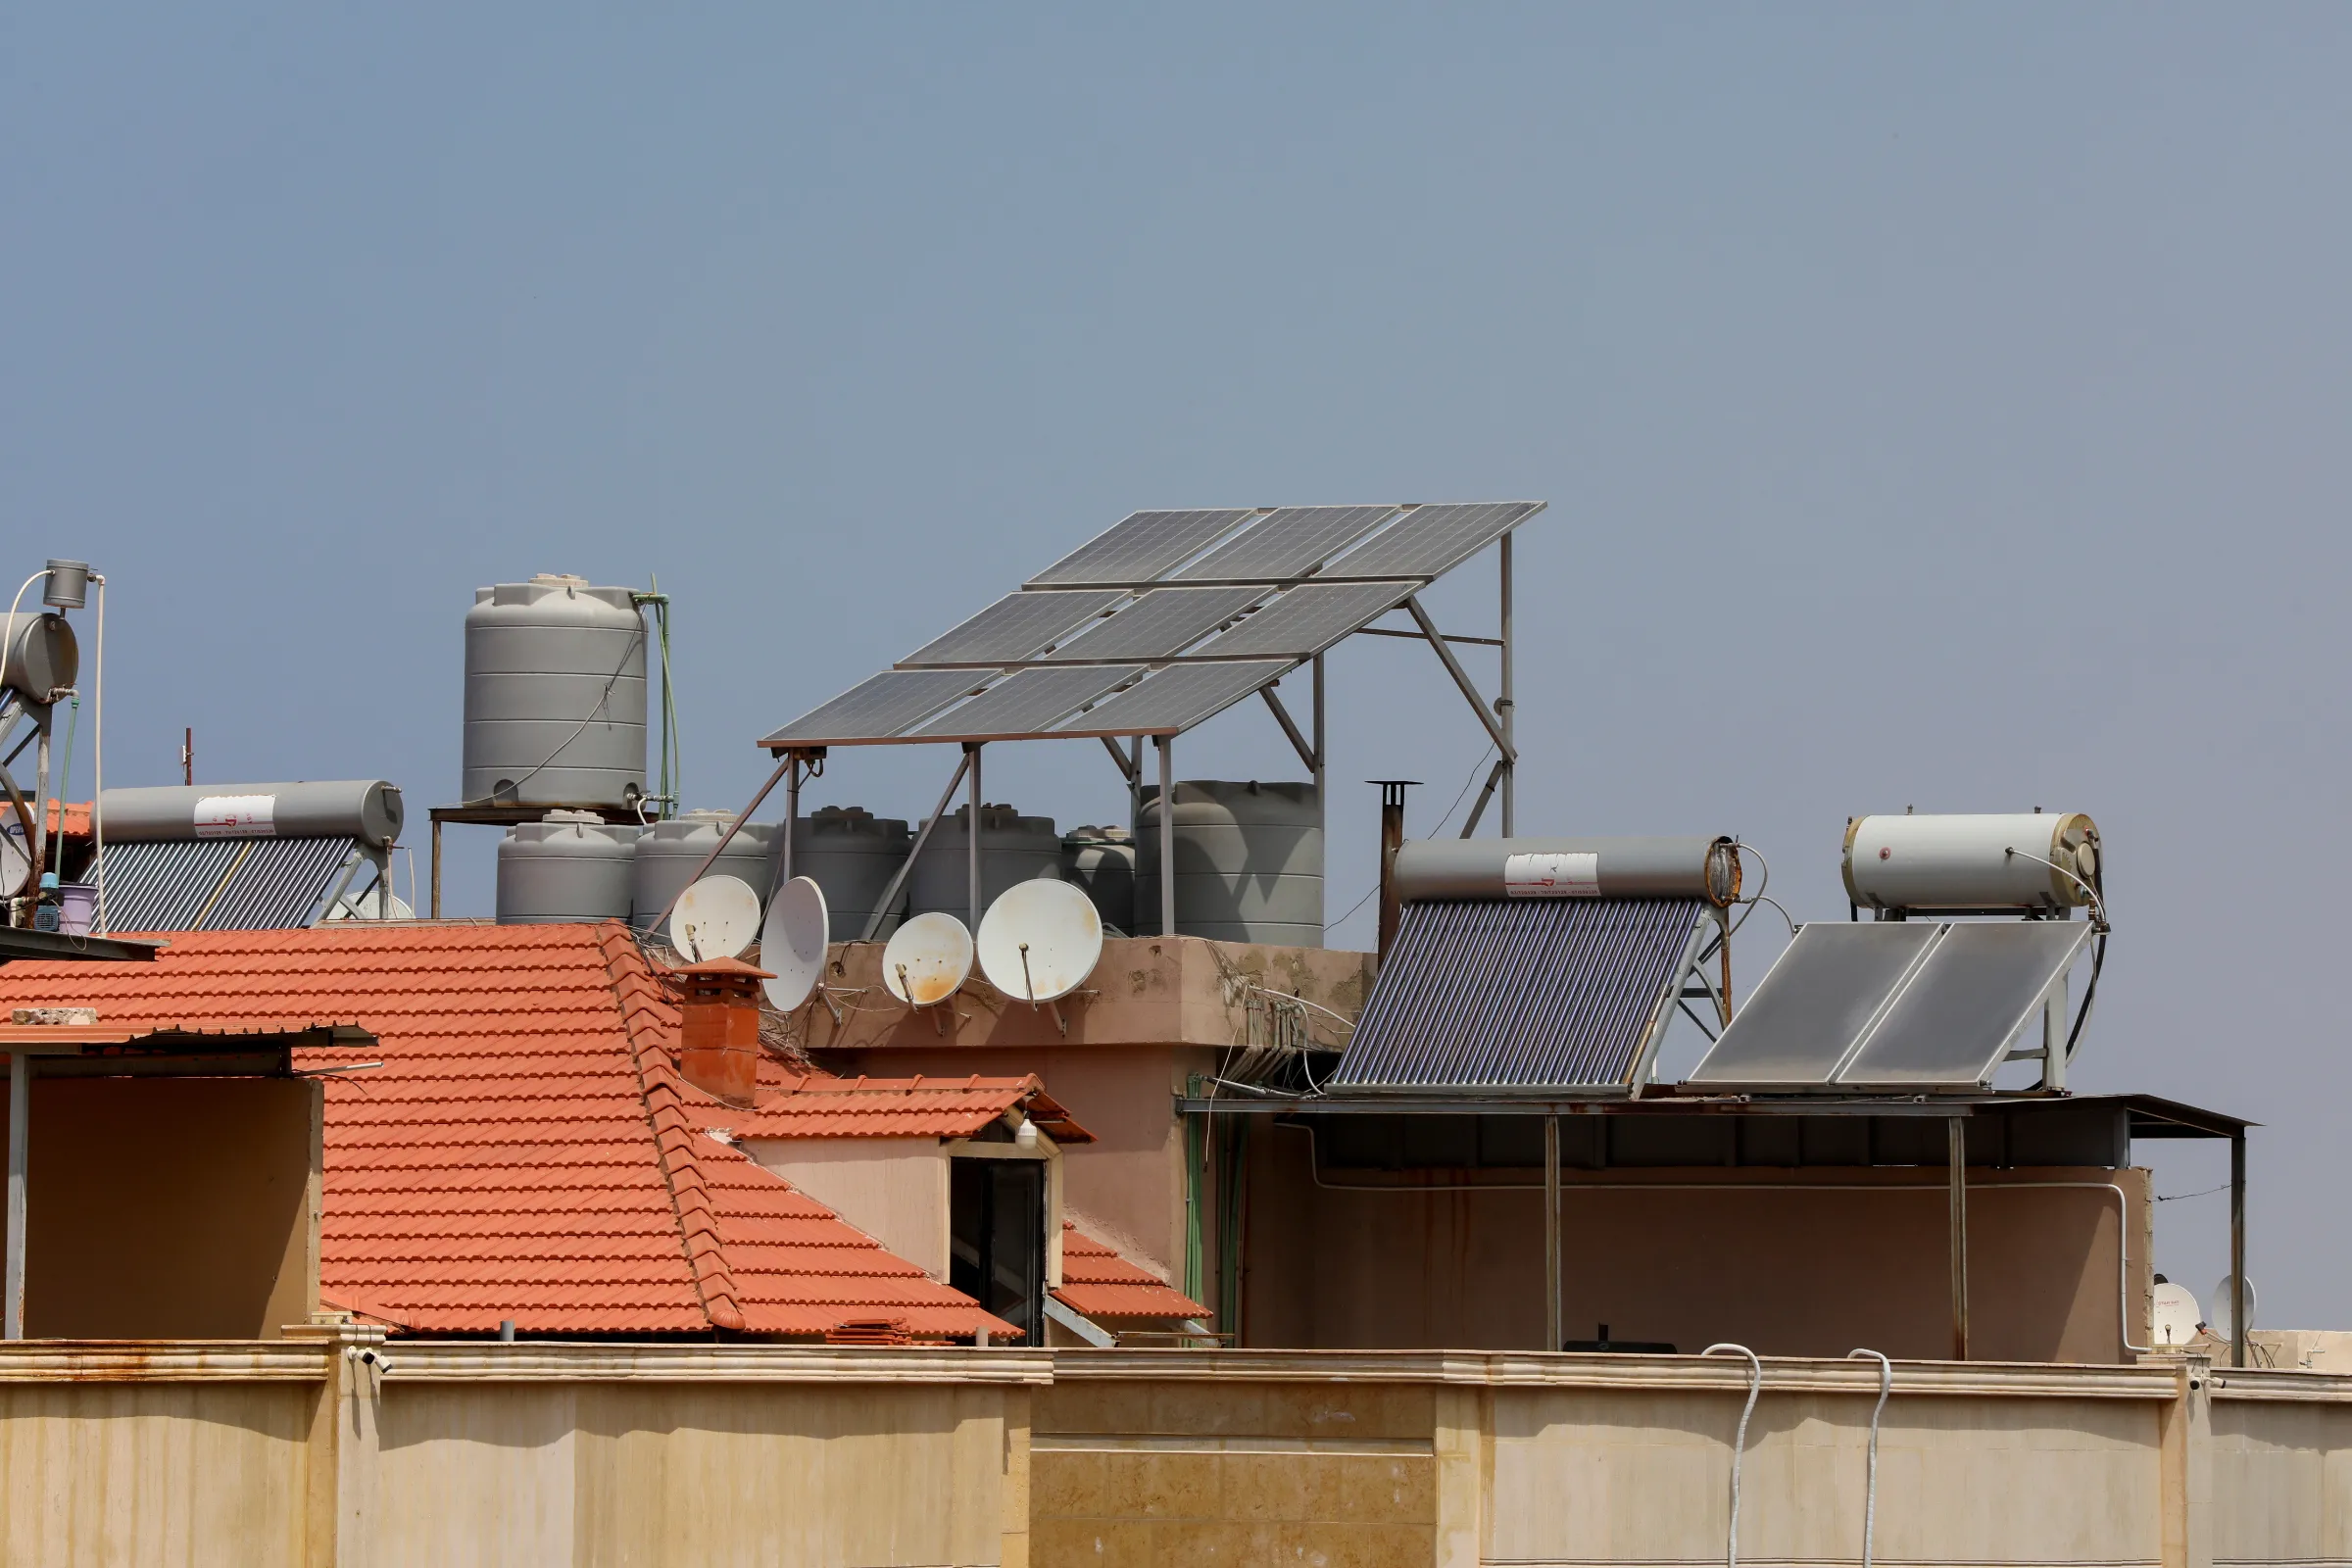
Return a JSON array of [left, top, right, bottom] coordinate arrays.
[[909, 804, 1061, 918], [1136, 780, 1323, 947], [496, 812, 640, 923], [1843, 812, 2100, 913], [786, 806, 912, 942], [630, 810, 776, 931], [464, 575, 648, 808]]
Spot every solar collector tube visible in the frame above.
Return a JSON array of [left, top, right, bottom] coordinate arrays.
[[1392, 836, 1739, 904]]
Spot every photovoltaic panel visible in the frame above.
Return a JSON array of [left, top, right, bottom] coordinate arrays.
[[759, 669, 980, 748], [1171, 505, 1398, 584], [908, 665, 1143, 742], [1190, 581, 1421, 661], [1320, 501, 1545, 581], [1057, 660, 1298, 736], [1025, 509, 1256, 589], [1035, 586, 1263, 662], [898, 589, 1125, 668], [1838, 922, 2090, 1088], [1685, 922, 1940, 1087]]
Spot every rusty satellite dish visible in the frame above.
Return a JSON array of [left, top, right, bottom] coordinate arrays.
[[669, 873, 760, 962], [977, 878, 1102, 1004], [760, 875, 830, 1011], [881, 910, 973, 1007]]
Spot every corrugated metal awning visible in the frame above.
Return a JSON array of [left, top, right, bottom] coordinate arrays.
[[97, 836, 361, 932], [1332, 897, 1709, 1092]]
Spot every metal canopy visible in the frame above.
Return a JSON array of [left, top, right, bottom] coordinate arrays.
[[1687, 919, 2092, 1091]]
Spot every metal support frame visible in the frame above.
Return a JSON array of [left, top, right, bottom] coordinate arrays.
[[966, 743, 983, 932], [1156, 737, 1175, 938], [1458, 759, 1506, 839], [1258, 686, 1317, 774], [1311, 656, 1326, 811], [430, 816, 442, 918], [1499, 530, 1515, 837], [860, 749, 973, 942], [1949, 1115, 1970, 1360], [28, 707, 52, 919], [1543, 1112, 1561, 1352], [1403, 597, 1515, 763], [780, 756, 800, 894], [4, 1052, 24, 1339], [1630, 911, 1722, 1093], [2230, 1131, 2246, 1369], [652, 753, 794, 939]]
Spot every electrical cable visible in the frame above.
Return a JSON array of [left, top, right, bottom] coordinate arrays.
[[1846, 1348, 1891, 1568], [1700, 1344, 1762, 1568], [90, 574, 106, 935]]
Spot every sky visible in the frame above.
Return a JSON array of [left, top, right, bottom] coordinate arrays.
[[4, 6, 2345, 1327]]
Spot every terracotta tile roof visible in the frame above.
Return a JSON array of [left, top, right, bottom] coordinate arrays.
[[730, 1072, 1094, 1144], [1054, 1223, 1208, 1321], [5, 799, 91, 840], [0, 921, 1012, 1341]]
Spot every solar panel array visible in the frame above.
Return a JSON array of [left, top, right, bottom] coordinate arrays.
[[1686, 920, 2091, 1091], [761, 500, 1544, 748]]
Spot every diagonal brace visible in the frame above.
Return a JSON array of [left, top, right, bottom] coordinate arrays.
[[1404, 597, 1515, 761], [1258, 685, 1318, 773]]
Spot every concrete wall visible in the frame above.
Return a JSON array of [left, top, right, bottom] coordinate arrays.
[[747, 1138, 953, 1279], [0, 1075, 320, 1339]]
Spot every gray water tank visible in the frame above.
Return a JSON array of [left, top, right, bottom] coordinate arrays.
[[1136, 780, 1323, 947], [0, 612, 76, 706], [464, 575, 647, 808], [1061, 825, 1137, 936], [909, 804, 1061, 919], [630, 809, 777, 931], [497, 812, 641, 923], [785, 806, 912, 942]]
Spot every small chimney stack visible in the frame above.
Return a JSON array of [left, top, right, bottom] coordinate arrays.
[[670, 956, 771, 1106], [1368, 781, 1419, 959]]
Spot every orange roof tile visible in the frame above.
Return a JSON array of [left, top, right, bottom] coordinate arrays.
[[1054, 1223, 1207, 1321], [0, 921, 1013, 1341], [730, 1072, 1095, 1144]]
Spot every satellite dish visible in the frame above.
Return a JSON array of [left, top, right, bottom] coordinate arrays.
[[669, 874, 760, 961], [760, 876, 830, 1011], [881, 911, 973, 1007], [977, 878, 1103, 1004], [0, 822, 31, 899], [2151, 1280, 2203, 1348], [2210, 1274, 2258, 1343]]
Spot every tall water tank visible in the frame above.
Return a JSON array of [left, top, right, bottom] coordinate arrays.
[[464, 575, 647, 808], [497, 812, 641, 923], [786, 806, 912, 942], [1061, 825, 1137, 936], [909, 804, 1061, 919], [1136, 780, 1323, 947], [630, 810, 777, 931]]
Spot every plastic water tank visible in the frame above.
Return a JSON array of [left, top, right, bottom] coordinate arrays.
[[631, 810, 777, 931], [464, 575, 647, 808], [909, 804, 1061, 919], [786, 806, 912, 942], [1061, 825, 1137, 936], [497, 812, 640, 924], [1136, 780, 1323, 947]]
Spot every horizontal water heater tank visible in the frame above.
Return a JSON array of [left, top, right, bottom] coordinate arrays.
[[98, 780, 405, 850], [497, 813, 641, 923], [909, 804, 1061, 918], [0, 612, 77, 706], [787, 806, 912, 942], [1842, 812, 2100, 913], [464, 575, 647, 808], [631, 810, 778, 931], [1392, 835, 1740, 904], [1136, 780, 1323, 947]]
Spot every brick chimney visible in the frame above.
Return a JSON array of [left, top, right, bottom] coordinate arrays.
[[668, 957, 771, 1106]]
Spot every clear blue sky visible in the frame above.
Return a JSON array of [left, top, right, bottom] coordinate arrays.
[[6, 6, 2344, 1326]]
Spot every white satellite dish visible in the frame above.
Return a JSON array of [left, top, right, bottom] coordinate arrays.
[[881, 911, 973, 1007], [760, 876, 830, 1011], [977, 878, 1103, 1004], [0, 821, 32, 899], [2210, 1274, 2258, 1343], [2151, 1280, 2203, 1348], [669, 873, 760, 962]]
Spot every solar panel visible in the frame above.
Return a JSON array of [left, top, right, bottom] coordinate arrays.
[[1685, 923, 1940, 1087], [1057, 660, 1298, 736], [1172, 505, 1398, 584], [1320, 501, 1545, 580], [1025, 509, 1256, 589], [898, 589, 1125, 668], [1036, 586, 1263, 662], [1838, 922, 2090, 1087], [1190, 581, 1421, 661], [759, 669, 980, 748], [909, 665, 1143, 742]]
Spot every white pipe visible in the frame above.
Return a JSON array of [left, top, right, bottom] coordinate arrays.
[[1700, 1343, 1761, 1568], [1847, 1348, 1892, 1568]]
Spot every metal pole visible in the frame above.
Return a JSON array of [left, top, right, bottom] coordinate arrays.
[[1128, 737, 1144, 835], [779, 755, 799, 895], [2230, 1131, 2246, 1369], [966, 743, 983, 932], [5, 1052, 26, 1340], [651, 753, 793, 937], [429, 816, 443, 919], [1373, 781, 1415, 958], [28, 711, 51, 918], [1499, 530, 1515, 837], [1157, 736, 1176, 939], [1948, 1116, 1970, 1360], [1544, 1113, 1561, 1351]]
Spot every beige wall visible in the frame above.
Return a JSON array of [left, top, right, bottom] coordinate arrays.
[[1244, 1129, 2152, 1361], [748, 1138, 952, 1279], [0, 1075, 320, 1340]]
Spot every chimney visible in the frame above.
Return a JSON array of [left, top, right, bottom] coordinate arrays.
[[669, 957, 771, 1106], [1369, 781, 1419, 959]]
